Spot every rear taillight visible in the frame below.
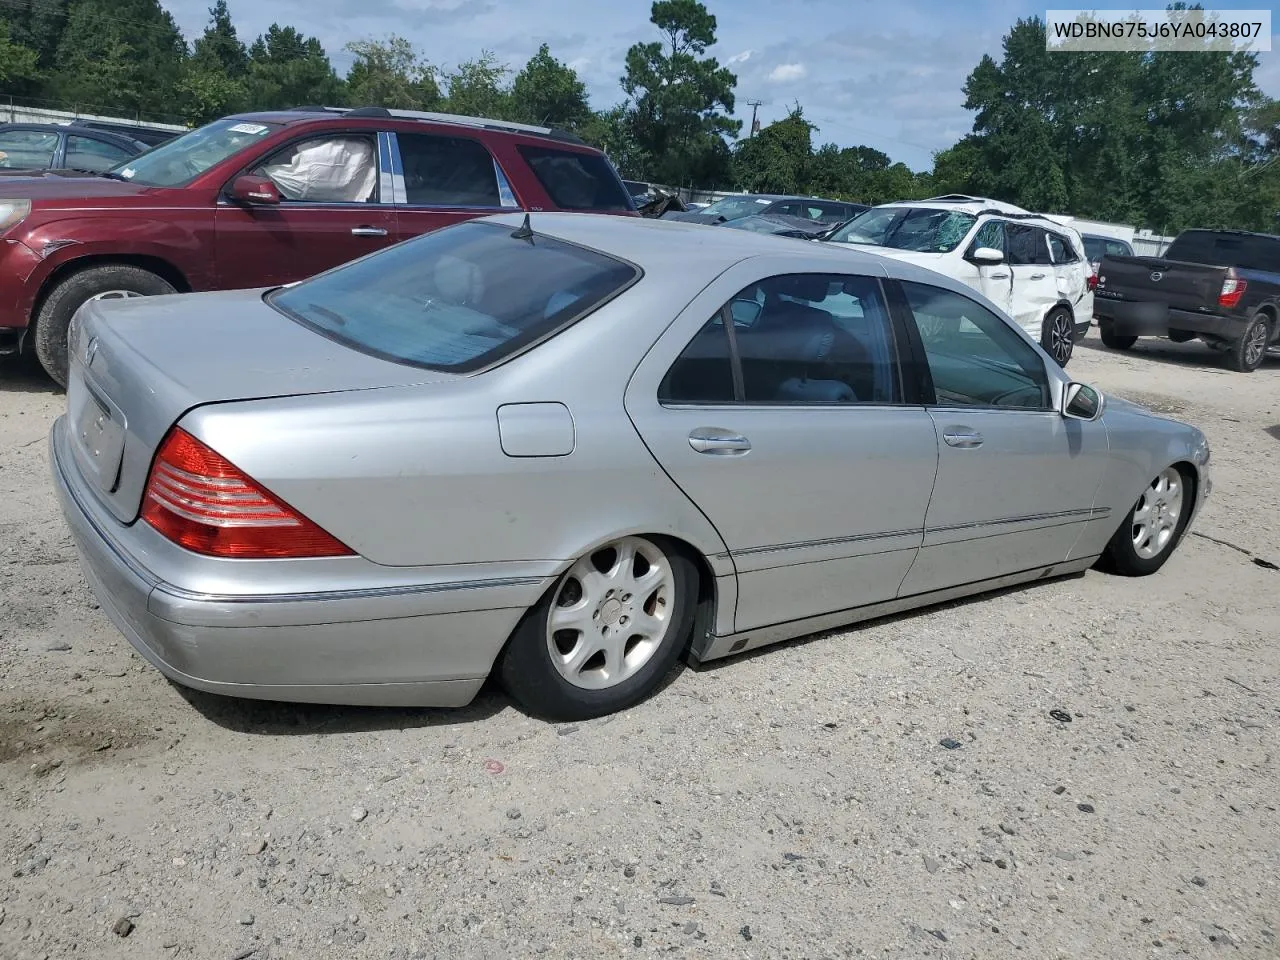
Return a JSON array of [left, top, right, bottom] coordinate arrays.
[[1087, 272, 1098, 291], [1219, 276, 1247, 309], [141, 428, 354, 559]]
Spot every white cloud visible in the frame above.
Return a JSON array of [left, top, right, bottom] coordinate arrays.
[[727, 49, 754, 64], [767, 62, 807, 83]]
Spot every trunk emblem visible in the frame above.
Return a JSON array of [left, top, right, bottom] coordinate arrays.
[[1150, 271, 1163, 282], [84, 336, 99, 366]]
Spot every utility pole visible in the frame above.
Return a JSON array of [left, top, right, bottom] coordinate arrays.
[[746, 100, 762, 138]]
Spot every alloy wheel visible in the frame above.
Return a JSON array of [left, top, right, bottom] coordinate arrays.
[[1131, 467, 1184, 560]]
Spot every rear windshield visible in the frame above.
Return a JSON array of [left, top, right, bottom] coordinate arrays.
[[517, 145, 634, 211], [1164, 231, 1280, 272], [269, 220, 640, 372]]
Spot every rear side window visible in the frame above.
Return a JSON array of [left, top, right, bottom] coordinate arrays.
[[268, 221, 639, 372], [517, 145, 634, 211], [66, 135, 134, 172], [1047, 232, 1079, 263], [1164, 231, 1279, 271], [397, 133, 513, 208], [1008, 225, 1052, 265], [0, 129, 59, 168]]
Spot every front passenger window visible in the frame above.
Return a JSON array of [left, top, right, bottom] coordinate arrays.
[[254, 135, 378, 202], [902, 281, 1050, 410]]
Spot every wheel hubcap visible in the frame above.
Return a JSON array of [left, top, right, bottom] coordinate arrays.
[[546, 537, 675, 690], [88, 290, 144, 302], [1052, 315, 1073, 363], [1243, 324, 1267, 366], [1131, 467, 1184, 560]]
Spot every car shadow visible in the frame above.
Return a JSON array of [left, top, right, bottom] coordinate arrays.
[[0, 354, 59, 394], [1075, 335, 1279, 372], [690, 571, 1089, 673], [173, 677, 513, 735]]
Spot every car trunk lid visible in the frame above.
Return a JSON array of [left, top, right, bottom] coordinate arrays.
[[1095, 255, 1228, 312], [66, 289, 458, 523]]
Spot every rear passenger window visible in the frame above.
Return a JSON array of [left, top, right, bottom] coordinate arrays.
[[1008, 225, 1052, 265], [517, 145, 634, 211], [397, 133, 510, 207], [1047, 233, 1078, 263], [658, 274, 902, 405]]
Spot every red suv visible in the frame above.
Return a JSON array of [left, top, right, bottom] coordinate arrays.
[[0, 106, 637, 386]]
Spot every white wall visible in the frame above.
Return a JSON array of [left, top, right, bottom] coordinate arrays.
[[0, 104, 186, 132]]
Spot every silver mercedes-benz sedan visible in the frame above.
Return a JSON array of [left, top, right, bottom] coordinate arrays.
[[51, 213, 1212, 721]]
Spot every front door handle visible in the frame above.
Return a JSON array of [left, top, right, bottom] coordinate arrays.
[[989, 272, 1010, 279], [1030, 272, 1047, 280], [688, 429, 752, 455], [351, 226, 388, 237], [942, 430, 983, 449]]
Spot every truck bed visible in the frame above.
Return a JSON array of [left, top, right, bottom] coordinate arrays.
[[1095, 255, 1228, 312]]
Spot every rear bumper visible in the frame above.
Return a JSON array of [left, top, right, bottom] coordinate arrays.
[[1093, 298, 1248, 340], [50, 416, 549, 708]]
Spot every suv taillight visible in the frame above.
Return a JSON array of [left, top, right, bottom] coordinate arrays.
[[1218, 276, 1248, 309], [1087, 272, 1098, 292], [141, 428, 354, 559]]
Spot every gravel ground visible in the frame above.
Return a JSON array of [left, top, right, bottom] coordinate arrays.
[[1, 337, 1277, 960]]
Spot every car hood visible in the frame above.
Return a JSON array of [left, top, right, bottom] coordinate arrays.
[[0, 173, 162, 201], [660, 210, 727, 224]]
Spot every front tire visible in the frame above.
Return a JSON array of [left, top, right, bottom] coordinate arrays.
[[1098, 466, 1193, 576], [34, 265, 176, 388], [1042, 307, 1075, 367], [498, 536, 697, 721], [1099, 321, 1136, 351], [1223, 315, 1270, 373]]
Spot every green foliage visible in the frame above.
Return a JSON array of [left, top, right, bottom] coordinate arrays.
[[0, 20, 40, 90], [245, 24, 345, 110], [441, 52, 511, 118], [52, 0, 187, 118], [510, 43, 590, 129], [950, 15, 1271, 232], [346, 35, 441, 110], [621, 0, 740, 185], [732, 105, 813, 193], [179, 2, 249, 125]]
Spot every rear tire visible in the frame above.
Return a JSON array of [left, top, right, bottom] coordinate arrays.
[[34, 265, 176, 388], [1041, 307, 1075, 367], [1098, 465, 1193, 577], [1099, 322, 1136, 351], [1223, 315, 1270, 373], [497, 536, 697, 721]]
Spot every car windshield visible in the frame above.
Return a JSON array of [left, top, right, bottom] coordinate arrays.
[[269, 220, 640, 373], [700, 195, 776, 220], [109, 118, 281, 187], [828, 207, 978, 253]]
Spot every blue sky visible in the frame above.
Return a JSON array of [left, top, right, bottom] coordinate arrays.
[[164, 0, 1280, 172]]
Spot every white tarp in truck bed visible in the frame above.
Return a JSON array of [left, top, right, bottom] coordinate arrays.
[[262, 138, 377, 203]]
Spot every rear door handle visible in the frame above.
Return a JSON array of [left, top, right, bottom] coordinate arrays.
[[942, 430, 983, 449], [1030, 272, 1047, 280], [688, 429, 752, 455], [989, 272, 1009, 279], [351, 226, 388, 237]]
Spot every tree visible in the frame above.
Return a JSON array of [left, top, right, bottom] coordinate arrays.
[[733, 105, 814, 193], [0, 21, 40, 90], [179, 1, 250, 125], [0, 0, 68, 92], [621, 0, 740, 186], [509, 44, 590, 129], [53, 0, 187, 119], [246, 24, 344, 110], [346, 35, 441, 109], [442, 52, 511, 118], [577, 104, 647, 177]]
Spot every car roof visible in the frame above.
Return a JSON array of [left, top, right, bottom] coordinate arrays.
[[225, 107, 597, 149], [0, 122, 138, 143], [477, 211, 904, 275]]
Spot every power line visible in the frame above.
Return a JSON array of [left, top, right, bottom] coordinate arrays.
[[745, 98, 762, 138]]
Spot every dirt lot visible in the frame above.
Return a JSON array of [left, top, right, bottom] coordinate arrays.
[[1, 338, 1277, 960]]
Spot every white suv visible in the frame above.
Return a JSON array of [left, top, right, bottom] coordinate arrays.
[[822, 195, 1094, 366]]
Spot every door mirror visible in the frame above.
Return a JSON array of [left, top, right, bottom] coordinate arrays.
[[970, 246, 1004, 265], [1062, 382, 1104, 421], [229, 174, 281, 205]]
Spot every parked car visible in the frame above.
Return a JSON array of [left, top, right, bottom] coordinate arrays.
[[51, 213, 1211, 721], [70, 118, 183, 147], [0, 122, 149, 173], [664, 193, 866, 227], [1082, 233, 1134, 272], [822, 195, 1094, 366], [0, 106, 636, 387], [1093, 228, 1280, 372], [721, 212, 836, 239]]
